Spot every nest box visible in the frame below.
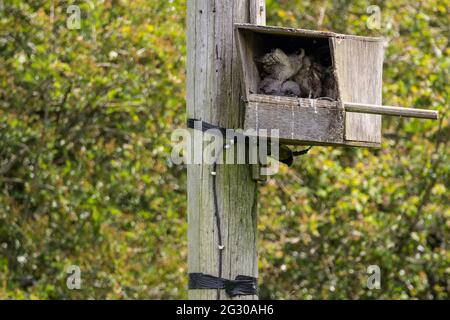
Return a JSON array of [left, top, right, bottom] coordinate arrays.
[[235, 24, 438, 147]]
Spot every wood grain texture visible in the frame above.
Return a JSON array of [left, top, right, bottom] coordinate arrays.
[[344, 102, 439, 120], [235, 28, 262, 100], [187, 0, 259, 300], [249, 0, 267, 182], [244, 95, 383, 147], [249, 0, 266, 25], [332, 37, 384, 143], [235, 23, 384, 42], [245, 95, 345, 145]]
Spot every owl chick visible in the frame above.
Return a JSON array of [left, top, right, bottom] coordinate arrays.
[[321, 67, 338, 100], [293, 54, 324, 99], [258, 77, 283, 96], [256, 48, 305, 83], [281, 80, 301, 97]]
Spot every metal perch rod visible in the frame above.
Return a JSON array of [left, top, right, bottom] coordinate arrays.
[[344, 102, 439, 120]]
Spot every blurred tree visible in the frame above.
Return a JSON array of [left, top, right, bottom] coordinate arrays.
[[260, 0, 449, 299], [0, 0, 187, 299], [0, 0, 448, 299]]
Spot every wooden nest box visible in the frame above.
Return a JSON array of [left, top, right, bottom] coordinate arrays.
[[235, 24, 438, 147]]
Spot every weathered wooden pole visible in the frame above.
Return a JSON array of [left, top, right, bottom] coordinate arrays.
[[187, 0, 265, 300]]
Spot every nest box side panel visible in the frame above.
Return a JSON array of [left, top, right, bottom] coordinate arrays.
[[236, 28, 263, 100], [332, 38, 384, 144]]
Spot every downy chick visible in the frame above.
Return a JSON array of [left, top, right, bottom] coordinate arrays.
[[257, 48, 305, 96], [258, 77, 283, 96], [281, 80, 301, 97], [293, 53, 324, 99], [321, 67, 338, 100], [257, 48, 305, 83]]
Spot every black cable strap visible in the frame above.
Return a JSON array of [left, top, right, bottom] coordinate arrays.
[[189, 273, 257, 297], [211, 156, 223, 299], [186, 118, 309, 299], [187, 118, 229, 138], [187, 119, 311, 167]]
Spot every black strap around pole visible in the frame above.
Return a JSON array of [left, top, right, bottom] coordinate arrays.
[[186, 119, 309, 298], [187, 118, 229, 137], [187, 118, 311, 167], [189, 273, 257, 297]]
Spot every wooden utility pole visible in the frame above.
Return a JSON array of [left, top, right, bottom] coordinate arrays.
[[187, 0, 265, 300], [186, 0, 440, 302]]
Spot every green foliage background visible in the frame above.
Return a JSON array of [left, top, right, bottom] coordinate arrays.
[[0, 0, 448, 299]]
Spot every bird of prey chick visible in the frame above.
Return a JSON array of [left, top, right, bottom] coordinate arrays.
[[256, 47, 338, 100], [258, 77, 283, 96], [257, 48, 305, 83], [259, 77, 302, 97], [321, 67, 338, 100], [292, 53, 324, 99], [281, 80, 301, 97]]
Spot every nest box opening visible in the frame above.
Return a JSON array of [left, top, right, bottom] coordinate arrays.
[[254, 33, 338, 101], [235, 23, 385, 148], [235, 24, 341, 102]]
